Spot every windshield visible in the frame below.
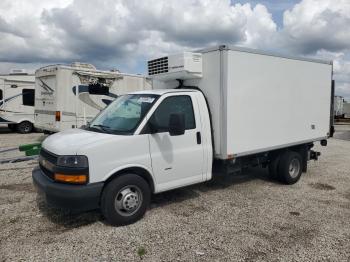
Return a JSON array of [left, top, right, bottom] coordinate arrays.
[[87, 94, 159, 135]]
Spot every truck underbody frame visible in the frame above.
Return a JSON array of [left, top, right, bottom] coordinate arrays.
[[213, 141, 322, 177]]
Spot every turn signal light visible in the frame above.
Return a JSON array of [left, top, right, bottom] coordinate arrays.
[[54, 173, 87, 184], [55, 111, 61, 121]]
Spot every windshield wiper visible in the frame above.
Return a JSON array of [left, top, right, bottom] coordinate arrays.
[[90, 124, 111, 133]]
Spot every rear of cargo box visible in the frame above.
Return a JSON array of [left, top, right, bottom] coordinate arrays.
[[223, 48, 333, 158]]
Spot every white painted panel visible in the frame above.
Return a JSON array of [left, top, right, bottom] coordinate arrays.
[[226, 50, 332, 156]]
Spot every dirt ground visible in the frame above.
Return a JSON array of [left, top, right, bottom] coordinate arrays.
[[0, 125, 349, 261]]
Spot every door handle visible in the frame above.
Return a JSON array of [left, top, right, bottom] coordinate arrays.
[[196, 131, 201, 144]]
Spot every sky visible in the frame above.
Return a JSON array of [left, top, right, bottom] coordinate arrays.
[[0, 0, 349, 100]]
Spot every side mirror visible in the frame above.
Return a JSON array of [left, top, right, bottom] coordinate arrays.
[[169, 113, 185, 136]]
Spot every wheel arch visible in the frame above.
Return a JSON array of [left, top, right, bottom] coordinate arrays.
[[104, 166, 156, 193], [17, 118, 34, 126], [267, 143, 312, 173]]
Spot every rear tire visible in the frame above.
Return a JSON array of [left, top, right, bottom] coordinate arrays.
[[16, 121, 33, 134], [101, 174, 151, 226], [278, 151, 302, 185]]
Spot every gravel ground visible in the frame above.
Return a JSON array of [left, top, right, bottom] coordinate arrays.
[[0, 126, 349, 261]]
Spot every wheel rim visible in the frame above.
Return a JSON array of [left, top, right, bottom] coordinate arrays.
[[21, 122, 31, 132], [114, 185, 143, 217], [289, 158, 300, 178], [23, 123, 31, 132]]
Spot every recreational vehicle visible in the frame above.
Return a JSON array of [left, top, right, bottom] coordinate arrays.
[[33, 46, 333, 226], [0, 70, 35, 133], [34, 63, 152, 132]]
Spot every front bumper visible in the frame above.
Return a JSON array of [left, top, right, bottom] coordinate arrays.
[[32, 167, 103, 211]]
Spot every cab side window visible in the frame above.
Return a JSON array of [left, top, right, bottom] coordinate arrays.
[[149, 95, 195, 132]]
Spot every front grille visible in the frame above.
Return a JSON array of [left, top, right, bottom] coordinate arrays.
[[148, 56, 168, 75]]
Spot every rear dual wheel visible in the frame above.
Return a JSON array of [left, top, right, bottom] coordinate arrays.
[[269, 151, 303, 184]]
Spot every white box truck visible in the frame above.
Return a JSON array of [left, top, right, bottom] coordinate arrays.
[[34, 63, 152, 132], [32, 45, 333, 226], [0, 70, 36, 133]]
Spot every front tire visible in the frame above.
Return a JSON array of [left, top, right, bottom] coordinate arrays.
[[101, 174, 151, 226], [278, 151, 303, 184], [16, 121, 33, 134]]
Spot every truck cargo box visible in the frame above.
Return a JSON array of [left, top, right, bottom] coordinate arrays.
[[151, 45, 333, 159]]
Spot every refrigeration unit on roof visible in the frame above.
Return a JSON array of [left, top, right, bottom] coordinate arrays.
[[147, 52, 202, 81]]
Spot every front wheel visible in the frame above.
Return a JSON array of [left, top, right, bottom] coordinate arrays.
[[16, 121, 33, 134], [101, 174, 151, 226], [278, 151, 303, 185]]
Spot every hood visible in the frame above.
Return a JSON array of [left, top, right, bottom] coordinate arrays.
[[42, 128, 125, 155]]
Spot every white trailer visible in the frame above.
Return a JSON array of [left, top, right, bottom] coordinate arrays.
[[33, 45, 333, 226], [34, 63, 152, 132], [343, 101, 350, 118], [0, 70, 36, 133], [334, 95, 345, 118]]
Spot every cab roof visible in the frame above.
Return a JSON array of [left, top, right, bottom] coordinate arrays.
[[131, 89, 198, 95]]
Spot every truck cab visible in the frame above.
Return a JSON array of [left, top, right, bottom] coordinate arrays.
[[33, 89, 213, 225]]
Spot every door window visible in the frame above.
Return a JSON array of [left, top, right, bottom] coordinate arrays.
[[149, 95, 195, 132], [22, 89, 35, 106]]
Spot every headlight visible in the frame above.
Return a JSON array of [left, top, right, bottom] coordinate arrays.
[[57, 155, 88, 168]]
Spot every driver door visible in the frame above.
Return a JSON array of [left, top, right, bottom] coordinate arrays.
[[146, 94, 205, 192]]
